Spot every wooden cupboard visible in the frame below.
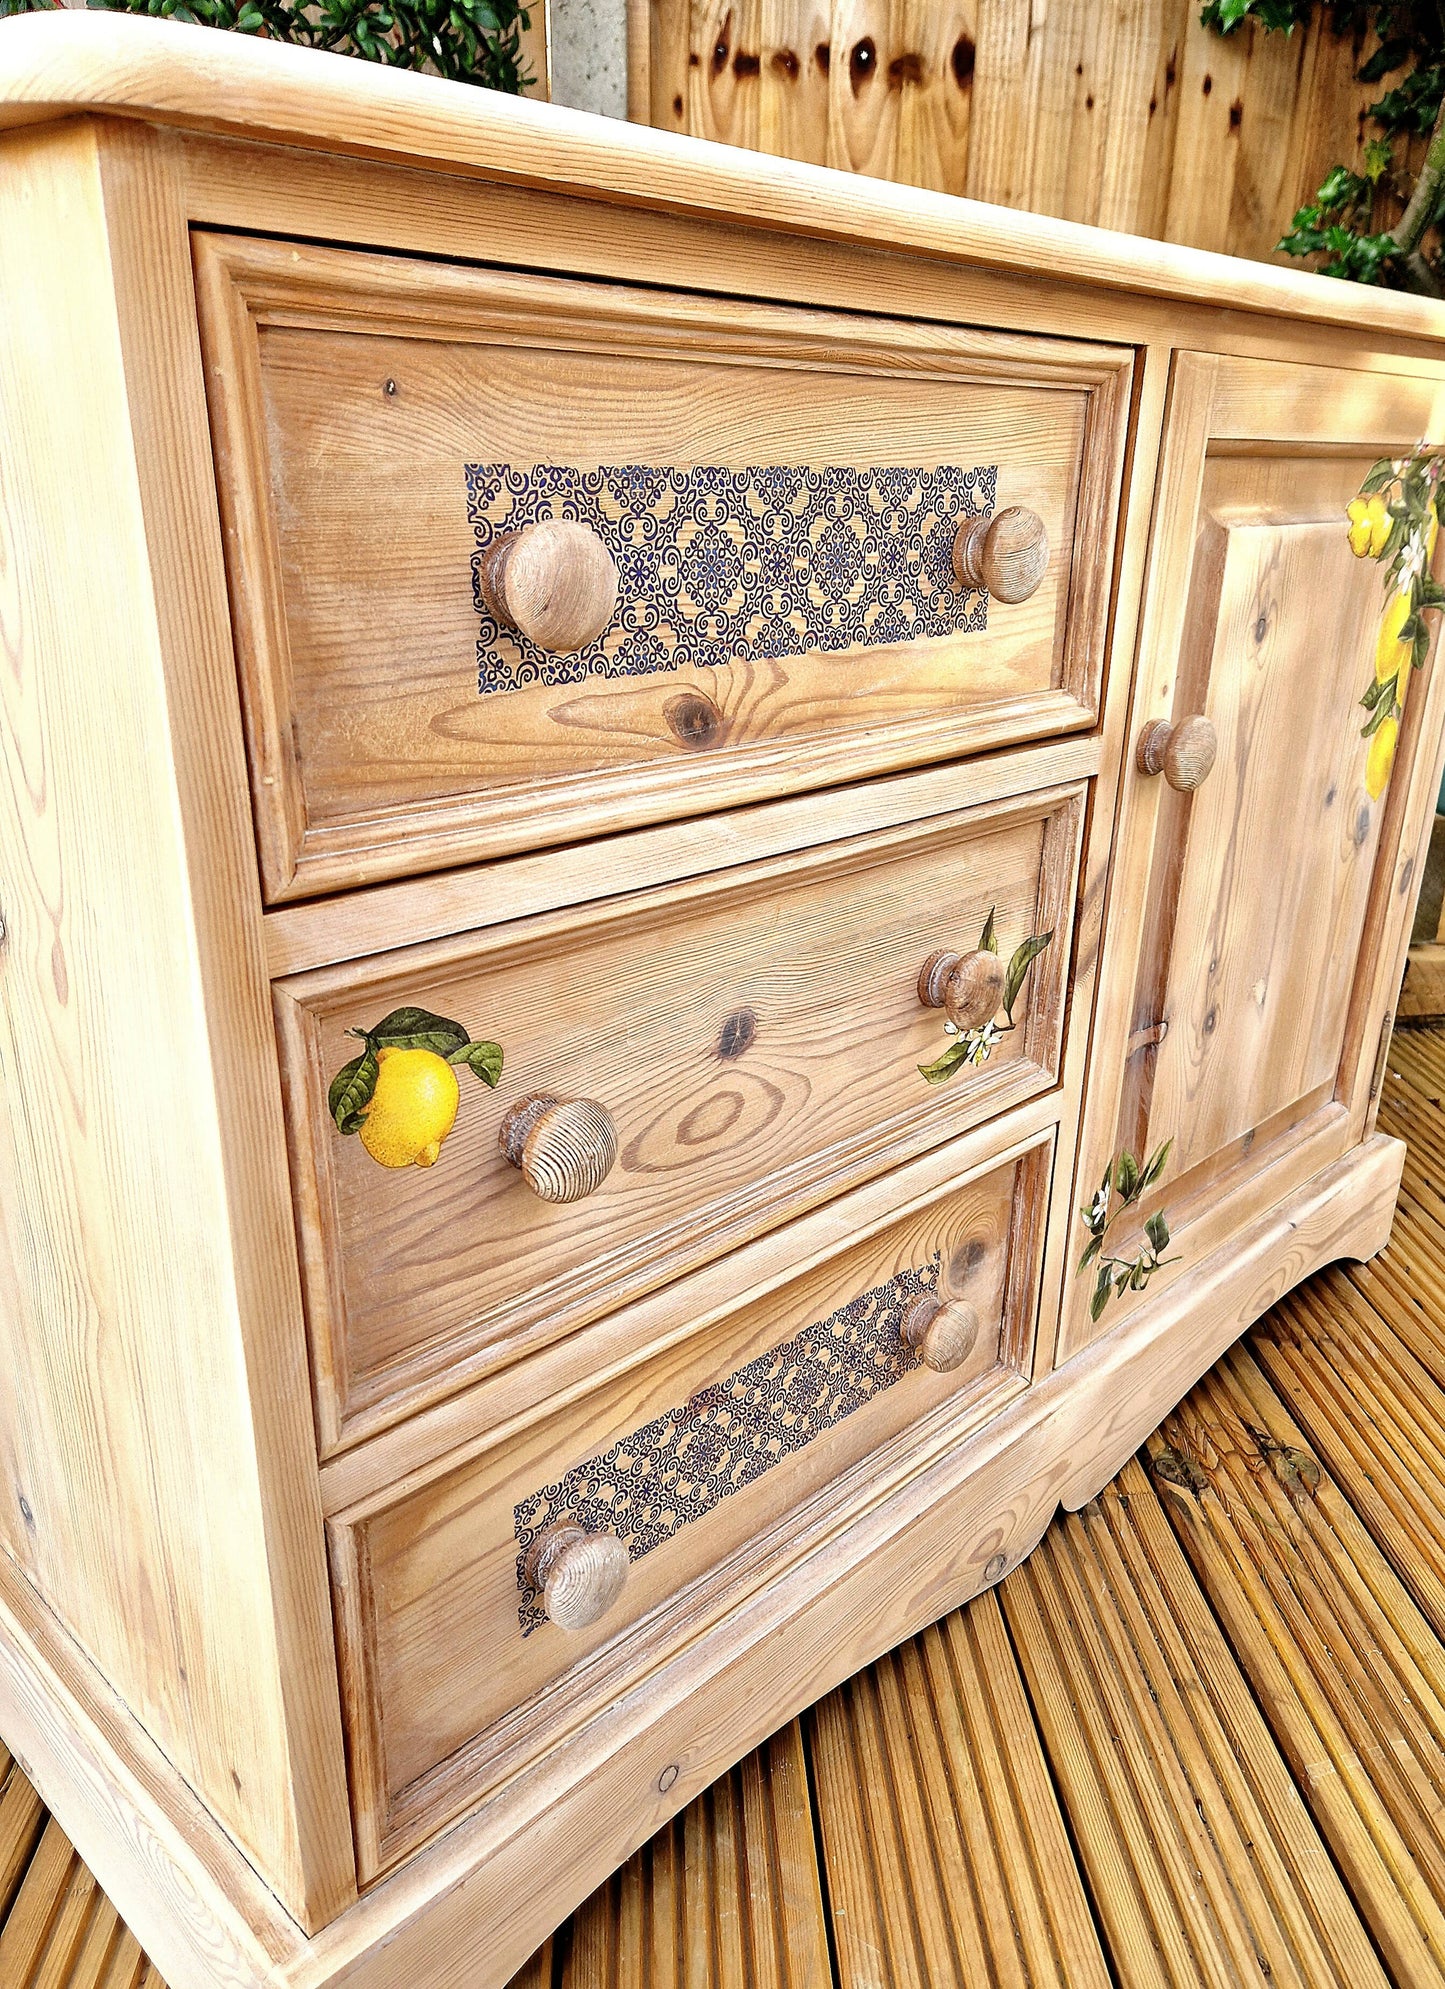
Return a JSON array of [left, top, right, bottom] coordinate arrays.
[[0, 15, 1440, 1988]]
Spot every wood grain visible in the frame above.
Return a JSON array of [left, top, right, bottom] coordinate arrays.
[[631, 0, 1390, 269], [330, 1139, 1043, 1876], [278, 784, 1082, 1450], [1061, 352, 1445, 1362], [0, 118, 351, 1928], [1150, 1348, 1445, 1979], [563, 1723, 827, 1987], [8, 13, 1445, 343], [1005, 1467, 1389, 1989], [194, 231, 1125, 900], [811, 1593, 1110, 1985]]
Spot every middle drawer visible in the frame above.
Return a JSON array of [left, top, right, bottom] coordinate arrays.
[[275, 779, 1084, 1452]]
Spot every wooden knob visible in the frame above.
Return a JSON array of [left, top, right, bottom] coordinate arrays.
[[499, 1092, 618, 1203], [524, 1523, 628, 1631], [477, 520, 619, 653], [900, 1292, 980, 1373], [1136, 715, 1218, 792], [952, 506, 1049, 604], [918, 948, 1007, 1031]]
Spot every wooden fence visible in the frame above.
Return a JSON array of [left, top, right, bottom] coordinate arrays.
[[624, 0, 1395, 264]]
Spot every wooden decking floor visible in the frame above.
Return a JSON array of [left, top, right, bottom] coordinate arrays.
[[12, 1027, 1445, 1986]]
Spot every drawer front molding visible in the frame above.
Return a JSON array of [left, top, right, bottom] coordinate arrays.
[[192, 231, 1131, 901], [328, 1131, 1048, 1877], [513, 1250, 943, 1634], [468, 461, 996, 694], [276, 779, 1083, 1452]]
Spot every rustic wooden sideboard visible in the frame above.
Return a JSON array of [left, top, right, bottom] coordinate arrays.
[[0, 15, 1441, 1985]]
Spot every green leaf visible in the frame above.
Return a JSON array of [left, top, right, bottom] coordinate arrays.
[[1078, 1234, 1102, 1273], [367, 1006, 470, 1056], [328, 1049, 378, 1135], [1090, 1262, 1112, 1323], [1114, 1148, 1141, 1201], [1362, 694, 1397, 738], [1144, 1209, 1171, 1256], [1361, 672, 1395, 711], [1003, 930, 1053, 1022], [979, 905, 998, 955], [1361, 460, 1398, 495], [450, 1038, 504, 1086], [919, 1040, 972, 1085], [1141, 1137, 1174, 1190]]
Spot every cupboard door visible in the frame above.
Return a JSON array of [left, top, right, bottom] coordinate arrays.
[[1060, 353, 1445, 1361]]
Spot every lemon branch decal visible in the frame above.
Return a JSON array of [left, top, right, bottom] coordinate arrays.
[[1348, 451, 1445, 799], [329, 1008, 503, 1170], [1076, 1140, 1178, 1323], [918, 908, 1054, 1086]]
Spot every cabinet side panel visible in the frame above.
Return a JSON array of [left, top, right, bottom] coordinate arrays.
[[0, 119, 352, 1928]]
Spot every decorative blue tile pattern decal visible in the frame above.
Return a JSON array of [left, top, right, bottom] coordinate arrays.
[[467, 463, 997, 697], [512, 1252, 943, 1635]]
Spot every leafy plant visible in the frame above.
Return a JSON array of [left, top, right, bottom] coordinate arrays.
[[329, 1006, 502, 1135], [1203, 0, 1445, 292], [1077, 1140, 1178, 1323], [918, 908, 1054, 1086], [0, 0, 535, 96]]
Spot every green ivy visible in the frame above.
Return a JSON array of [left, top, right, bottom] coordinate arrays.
[[0, 0, 535, 95], [1202, 0, 1445, 292]]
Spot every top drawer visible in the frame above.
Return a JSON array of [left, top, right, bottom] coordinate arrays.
[[195, 235, 1132, 901]]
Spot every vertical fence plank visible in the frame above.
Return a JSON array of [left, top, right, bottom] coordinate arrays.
[[1093, 0, 1178, 234], [690, 0, 764, 148], [1133, 0, 1189, 239], [827, 0, 901, 177], [1161, 1, 1249, 251], [760, 0, 833, 162], [1224, 21, 1310, 259], [892, 0, 977, 194], [966, 0, 1043, 209], [644, 0, 693, 128]]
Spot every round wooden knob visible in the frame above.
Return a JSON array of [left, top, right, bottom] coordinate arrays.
[[918, 948, 1007, 1031], [952, 506, 1049, 604], [900, 1292, 980, 1373], [477, 520, 619, 653], [524, 1523, 628, 1631], [1136, 715, 1218, 792], [499, 1092, 618, 1203]]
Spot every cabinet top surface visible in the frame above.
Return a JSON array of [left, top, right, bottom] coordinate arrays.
[[3, 8, 1445, 348]]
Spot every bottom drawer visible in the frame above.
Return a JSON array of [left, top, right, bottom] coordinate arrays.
[[330, 1128, 1052, 1877]]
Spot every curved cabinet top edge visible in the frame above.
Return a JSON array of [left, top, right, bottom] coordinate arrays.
[[3, 10, 1445, 349]]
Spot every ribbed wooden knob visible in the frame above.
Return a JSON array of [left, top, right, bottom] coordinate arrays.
[[952, 506, 1049, 604], [524, 1523, 629, 1631], [900, 1292, 981, 1373], [1136, 715, 1218, 792], [499, 1092, 619, 1203], [918, 948, 1007, 1031], [477, 520, 619, 653]]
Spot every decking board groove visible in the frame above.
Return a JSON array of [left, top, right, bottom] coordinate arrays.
[[12, 1026, 1445, 1985]]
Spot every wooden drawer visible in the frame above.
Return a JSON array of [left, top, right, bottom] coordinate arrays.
[[195, 233, 1130, 902], [328, 1127, 1051, 1879], [275, 780, 1083, 1451]]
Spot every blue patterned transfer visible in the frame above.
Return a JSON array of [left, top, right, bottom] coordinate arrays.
[[466, 462, 997, 696]]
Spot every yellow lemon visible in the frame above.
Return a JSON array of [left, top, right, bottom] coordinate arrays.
[[1347, 491, 1391, 558], [1376, 588, 1412, 685], [1366, 714, 1399, 801], [359, 1046, 460, 1168]]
